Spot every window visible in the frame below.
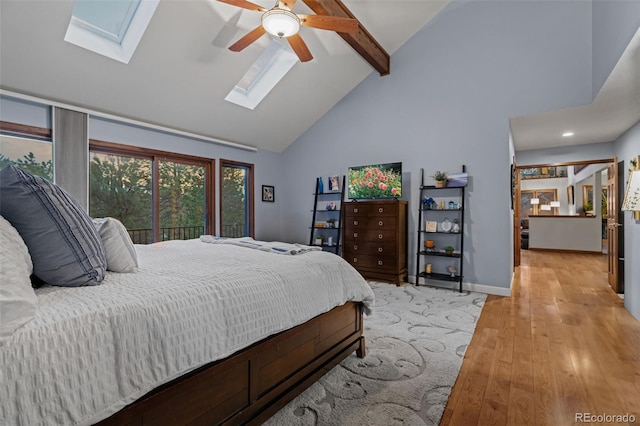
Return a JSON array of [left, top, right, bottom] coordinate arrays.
[[90, 151, 153, 243], [89, 140, 214, 244], [521, 189, 558, 217], [0, 122, 53, 180], [220, 159, 254, 238], [582, 185, 607, 215]]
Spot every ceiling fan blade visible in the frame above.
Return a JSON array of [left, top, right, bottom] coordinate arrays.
[[299, 14, 358, 33], [229, 26, 267, 52], [217, 0, 265, 12], [287, 33, 313, 62], [278, 0, 298, 10]]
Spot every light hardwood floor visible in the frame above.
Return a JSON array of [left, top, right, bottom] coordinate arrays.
[[441, 250, 640, 425]]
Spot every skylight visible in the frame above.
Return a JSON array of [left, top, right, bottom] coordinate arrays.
[[65, 0, 159, 64], [225, 40, 299, 110]]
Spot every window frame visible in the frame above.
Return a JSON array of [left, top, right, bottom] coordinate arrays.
[[219, 158, 255, 238], [90, 139, 215, 242], [521, 189, 558, 217]]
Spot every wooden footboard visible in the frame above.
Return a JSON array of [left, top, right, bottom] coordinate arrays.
[[96, 301, 365, 426]]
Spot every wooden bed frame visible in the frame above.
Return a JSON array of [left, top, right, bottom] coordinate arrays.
[[96, 301, 366, 425]]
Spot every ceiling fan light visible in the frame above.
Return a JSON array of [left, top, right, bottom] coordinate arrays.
[[262, 9, 300, 38]]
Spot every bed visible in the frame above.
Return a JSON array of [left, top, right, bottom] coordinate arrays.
[[0, 165, 374, 425], [0, 238, 375, 425]]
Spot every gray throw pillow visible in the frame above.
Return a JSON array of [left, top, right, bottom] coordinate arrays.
[[0, 165, 106, 286]]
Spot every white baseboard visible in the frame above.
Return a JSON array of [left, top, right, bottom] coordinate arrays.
[[408, 275, 512, 297]]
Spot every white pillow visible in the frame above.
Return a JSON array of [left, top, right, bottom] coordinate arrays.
[[0, 215, 38, 344], [92, 218, 138, 273]]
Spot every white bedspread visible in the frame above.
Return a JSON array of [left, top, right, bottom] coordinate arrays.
[[0, 239, 374, 426]]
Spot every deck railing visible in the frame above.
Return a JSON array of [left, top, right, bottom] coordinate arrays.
[[128, 224, 246, 244]]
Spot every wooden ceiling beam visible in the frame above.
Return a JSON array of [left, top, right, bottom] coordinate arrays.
[[301, 0, 390, 76]]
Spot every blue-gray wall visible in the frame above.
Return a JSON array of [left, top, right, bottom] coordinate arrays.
[[281, 0, 593, 292], [592, 0, 640, 98], [615, 120, 640, 321], [0, 95, 51, 128]]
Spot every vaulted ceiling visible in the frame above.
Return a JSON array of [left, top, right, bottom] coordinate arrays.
[[0, 0, 449, 152]]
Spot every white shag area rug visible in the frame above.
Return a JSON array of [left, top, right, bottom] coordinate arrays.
[[264, 282, 487, 426]]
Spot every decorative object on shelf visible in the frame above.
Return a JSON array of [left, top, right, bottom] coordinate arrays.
[[448, 265, 457, 277], [452, 219, 460, 233], [622, 156, 640, 220], [262, 185, 274, 202], [425, 221, 437, 232], [431, 171, 448, 188], [448, 201, 455, 209], [425, 239, 435, 248], [444, 246, 455, 256], [425, 263, 432, 274], [447, 172, 468, 188], [439, 199, 445, 209], [327, 218, 337, 228], [327, 236, 334, 246], [315, 235, 323, 246], [328, 176, 340, 192], [317, 177, 324, 194], [441, 218, 452, 233]]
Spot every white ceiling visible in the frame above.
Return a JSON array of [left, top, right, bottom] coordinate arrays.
[[1, 1, 638, 153]]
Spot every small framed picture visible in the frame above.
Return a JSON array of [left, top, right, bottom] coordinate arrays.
[[262, 185, 274, 202], [328, 176, 340, 192]]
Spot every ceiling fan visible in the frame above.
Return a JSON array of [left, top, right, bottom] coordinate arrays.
[[218, 0, 359, 62]]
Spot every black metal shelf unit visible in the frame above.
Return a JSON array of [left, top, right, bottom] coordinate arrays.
[[309, 176, 345, 254], [415, 166, 467, 292]]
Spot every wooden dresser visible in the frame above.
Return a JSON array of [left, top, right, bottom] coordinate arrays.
[[342, 200, 408, 285]]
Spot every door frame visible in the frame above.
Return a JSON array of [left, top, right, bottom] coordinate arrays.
[[513, 159, 617, 283]]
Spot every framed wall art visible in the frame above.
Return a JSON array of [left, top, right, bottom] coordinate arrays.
[[262, 185, 274, 202]]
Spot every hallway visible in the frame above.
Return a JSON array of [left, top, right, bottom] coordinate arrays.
[[441, 250, 640, 425]]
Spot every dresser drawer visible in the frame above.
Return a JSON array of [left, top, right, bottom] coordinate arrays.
[[345, 253, 396, 272], [344, 216, 397, 230], [343, 241, 396, 256], [343, 229, 397, 242], [344, 203, 397, 217]]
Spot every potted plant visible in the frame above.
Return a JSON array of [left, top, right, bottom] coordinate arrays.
[[315, 235, 323, 246], [444, 245, 455, 256], [432, 171, 448, 188]]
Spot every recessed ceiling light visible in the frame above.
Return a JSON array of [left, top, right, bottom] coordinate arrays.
[[562, 132, 574, 137]]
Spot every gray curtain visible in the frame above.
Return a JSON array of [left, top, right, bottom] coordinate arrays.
[[54, 107, 88, 211]]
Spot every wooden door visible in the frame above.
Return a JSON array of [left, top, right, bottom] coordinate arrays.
[[512, 161, 521, 267], [607, 160, 620, 291]]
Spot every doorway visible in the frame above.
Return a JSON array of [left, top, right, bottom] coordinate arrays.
[[513, 158, 623, 293]]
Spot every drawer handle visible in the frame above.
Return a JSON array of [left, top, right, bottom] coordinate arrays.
[[378, 260, 383, 266], [378, 221, 383, 226], [378, 234, 383, 239], [354, 208, 359, 213], [354, 245, 358, 250], [354, 220, 359, 226], [353, 257, 358, 263], [354, 232, 358, 238], [378, 208, 383, 213], [378, 247, 383, 252]]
